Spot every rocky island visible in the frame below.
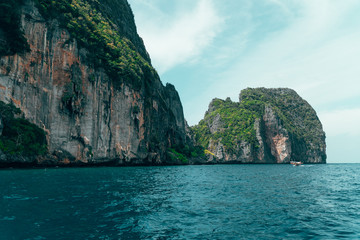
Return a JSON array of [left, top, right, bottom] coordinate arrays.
[[0, 0, 326, 167], [191, 88, 326, 164]]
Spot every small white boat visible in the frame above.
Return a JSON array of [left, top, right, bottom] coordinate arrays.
[[290, 161, 303, 166]]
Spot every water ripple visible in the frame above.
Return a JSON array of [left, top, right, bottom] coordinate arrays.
[[0, 164, 360, 239]]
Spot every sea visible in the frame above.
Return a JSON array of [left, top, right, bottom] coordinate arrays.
[[0, 164, 359, 239]]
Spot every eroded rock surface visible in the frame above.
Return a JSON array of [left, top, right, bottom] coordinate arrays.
[[0, 0, 188, 166]]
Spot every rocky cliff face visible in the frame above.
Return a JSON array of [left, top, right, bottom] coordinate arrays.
[[0, 116, 3, 136], [192, 88, 326, 164], [0, 0, 188, 166]]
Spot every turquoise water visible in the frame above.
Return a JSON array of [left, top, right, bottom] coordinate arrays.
[[1, 164, 359, 239]]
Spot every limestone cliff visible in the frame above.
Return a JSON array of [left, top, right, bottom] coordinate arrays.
[[0, 0, 188, 166], [191, 88, 326, 164]]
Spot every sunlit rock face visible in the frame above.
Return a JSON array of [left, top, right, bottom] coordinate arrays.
[[0, 0, 188, 166], [192, 88, 326, 164]]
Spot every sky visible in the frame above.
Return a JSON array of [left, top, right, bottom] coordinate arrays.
[[128, 0, 360, 163]]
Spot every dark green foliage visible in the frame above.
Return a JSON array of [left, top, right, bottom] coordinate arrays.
[[191, 123, 211, 150], [61, 81, 76, 108], [148, 136, 160, 153], [192, 88, 324, 154], [0, 101, 21, 120], [167, 144, 205, 164], [167, 148, 188, 164], [189, 145, 206, 158], [61, 81, 83, 114], [239, 88, 324, 147], [192, 98, 260, 153], [0, 0, 30, 55], [34, 0, 155, 87], [132, 105, 140, 114], [0, 101, 47, 156]]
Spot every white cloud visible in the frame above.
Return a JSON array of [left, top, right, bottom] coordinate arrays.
[[193, 0, 360, 150], [267, 0, 292, 15], [210, 0, 360, 106], [319, 108, 360, 137], [131, 0, 223, 74], [129, 0, 360, 161]]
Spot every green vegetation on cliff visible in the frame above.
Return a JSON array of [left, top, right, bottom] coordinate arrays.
[[0, 0, 30, 55], [0, 102, 47, 156], [192, 97, 260, 153], [239, 88, 324, 146], [35, 0, 155, 88], [167, 145, 205, 164], [1, 0, 155, 88], [192, 88, 324, 154]]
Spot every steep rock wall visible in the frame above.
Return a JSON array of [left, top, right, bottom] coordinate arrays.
[[0, 0, 187, 166]]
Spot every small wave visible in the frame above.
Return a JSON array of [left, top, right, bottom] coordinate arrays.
[[0, 216, 16, 221], [1, 164, 360, 239], [3, 194, 38, 201]]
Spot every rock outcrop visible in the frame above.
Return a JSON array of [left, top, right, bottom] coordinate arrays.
[[0, 0, 188, 166], [191, 88, 326, 164]]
